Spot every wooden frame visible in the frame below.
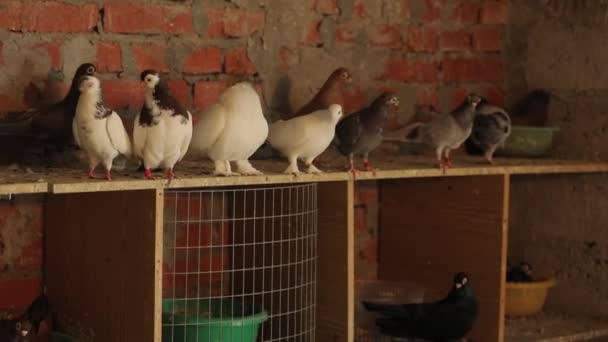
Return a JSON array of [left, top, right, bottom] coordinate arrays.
[[29, 159, 608, 342]]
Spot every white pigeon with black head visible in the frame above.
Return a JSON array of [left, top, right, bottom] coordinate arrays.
[[133, 70, 193, 180], [190, 82, 268, 176], [72, 76, 132, 181]]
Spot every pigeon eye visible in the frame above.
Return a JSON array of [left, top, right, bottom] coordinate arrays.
[[341, 72, 348, 79]]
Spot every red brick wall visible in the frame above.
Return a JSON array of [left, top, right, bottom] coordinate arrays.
[[0, 0, 508, 310]]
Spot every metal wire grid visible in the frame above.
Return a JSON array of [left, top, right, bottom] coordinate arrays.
[[163, 183, 318, 342]]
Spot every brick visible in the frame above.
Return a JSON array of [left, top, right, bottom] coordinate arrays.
[[440, 29, 471, 51], [101, 80, 144, 111], [368, 24, 402, 49], [482, 85, 505, 106], [481, 0, 507, 24], [443, 57, 504, 82], [167, 80, 192, 109], [421, 0, 440, 23], [104, 2, 193, 34], [194, 81, 228, 110], [451, 87, 471, 107], [354, 0, 367, 18], [14, 239, 42, 273], [416, 86, 439, 108], [225, 47, 256, 75], [0, 1, 98, 32], [380, 58, 438, 82], [314, 0, 339, 15], [357, 185, 378, 205], [355, 206, 367, 232], [0, 277, 40, 310], [34, 41, 62, 70], [301, 19, 322, 46], [96, 42, 122, 73], [451, 0, 481, 24], [335, 22, 358, 45], [183, 47, 222, 74], [132, 43, 168, 73], [206, 8, 265, 38], [342, 85, 368, 114], [473, 26, 502, 51], [407, 26, 438, 52]]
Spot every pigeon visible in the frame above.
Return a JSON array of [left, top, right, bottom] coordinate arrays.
[[268, 104, 343, 174], [72, 76, 132, 180], [0, 318, 33, 342], [511, 89, 550, 126], [290, 67, 352, 119], [190, 82, 268, 176], [464, 99, 512, 164], [335, 92, 399, 173], [363, 272, 479, 342], [23, 289, 50, 334], [405, 94, 482, 172], [507, 262, 533, 282], [0, 63, 97, 152], [133, 70, 193, 180]]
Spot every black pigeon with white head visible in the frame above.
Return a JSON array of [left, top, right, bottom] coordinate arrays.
[[335, 92, 399, 173], [363, 272, 479, 342], [0, 63, 96, 159], [133, 69, 193, 180]]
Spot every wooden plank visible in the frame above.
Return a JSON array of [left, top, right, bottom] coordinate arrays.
[[0, 182, 47, 195], [0, 157, 601, 194], [153, 189, 163, 342], [46, 189, 160, 342], [378, 175, 508, 342], [317, 181, 354, 342]]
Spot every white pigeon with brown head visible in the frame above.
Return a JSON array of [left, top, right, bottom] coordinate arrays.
[[133, 70, 193, 180], [72, 75, 132, 180]]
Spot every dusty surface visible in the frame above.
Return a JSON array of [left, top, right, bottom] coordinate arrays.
[[506, 312, 608, 342]]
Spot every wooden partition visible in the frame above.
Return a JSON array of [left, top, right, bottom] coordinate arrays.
[[45, 189, 163, 342], [316, 181, 354, 342], [378, 175, 509, 342]]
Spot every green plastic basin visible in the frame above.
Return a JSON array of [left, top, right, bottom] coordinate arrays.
[[162, 298, 268, 342], [496, 126, 559, 158]]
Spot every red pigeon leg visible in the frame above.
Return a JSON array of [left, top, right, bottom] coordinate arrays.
[[144, 168, 155, 180]]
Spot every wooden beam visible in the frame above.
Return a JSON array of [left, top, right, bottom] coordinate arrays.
[[317, 180, 355, 342]]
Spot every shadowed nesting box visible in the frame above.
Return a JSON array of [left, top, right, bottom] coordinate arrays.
[[162, 184, 318, 342]]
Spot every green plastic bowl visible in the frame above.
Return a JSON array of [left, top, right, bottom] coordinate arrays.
[[496, 126, 559, 158], [50, 332, 77, 342], [162, 298, 268, 342]]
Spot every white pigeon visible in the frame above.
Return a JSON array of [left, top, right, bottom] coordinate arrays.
[[133, 70, 193, 180], [190, 82, 268, 176], [268, 104, 343, 174], [72, 76, 132, 180]]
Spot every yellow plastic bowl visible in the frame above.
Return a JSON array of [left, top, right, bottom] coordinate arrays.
[[505, 278, 555, 317]]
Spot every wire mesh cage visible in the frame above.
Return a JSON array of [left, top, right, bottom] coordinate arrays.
[[163, 183, 318, 342]]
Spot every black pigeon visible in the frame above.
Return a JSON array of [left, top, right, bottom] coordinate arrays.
[[335, 92, 399, 173], [0, 63, 97, 153], [363, 272, 479, 342], [507, 262, 533, 282], [464, 98, 511, 164], [511, 89, 550, 127]]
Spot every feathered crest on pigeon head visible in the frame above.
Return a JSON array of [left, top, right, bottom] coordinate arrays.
[[453, 272, 469, 289], [328, 104, 343, 122], [330, 67, 352, 83], [77, 75, 100, 93], [141, 69, 161, 89]]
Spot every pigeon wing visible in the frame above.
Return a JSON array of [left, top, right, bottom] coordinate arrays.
[[106, 111, 132, 157]]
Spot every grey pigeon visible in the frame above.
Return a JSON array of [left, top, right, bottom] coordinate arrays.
[[405, 94, 482, 172], [335, 92, 399, 173], [363, 272, 479, 342], [464, 99, 511, 164]]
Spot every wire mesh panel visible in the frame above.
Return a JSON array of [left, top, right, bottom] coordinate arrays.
[[163, 183, 318, 342]]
